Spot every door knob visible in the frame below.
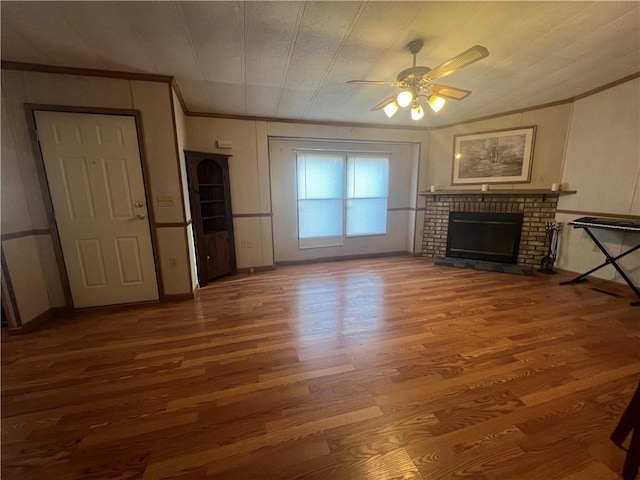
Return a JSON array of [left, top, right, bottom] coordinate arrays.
[[136, 213, 146, 219], [135, 201, 145, 207]]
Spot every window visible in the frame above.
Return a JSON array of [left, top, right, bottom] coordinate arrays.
[[346, 155, 389, 236], [296, 152, 389, 249], [297, 153, 344, 248]]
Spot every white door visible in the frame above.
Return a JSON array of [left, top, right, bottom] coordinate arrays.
[[35, 111, 159, 308]]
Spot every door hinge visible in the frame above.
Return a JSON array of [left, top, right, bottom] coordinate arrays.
[[34, 130, 40, 142]]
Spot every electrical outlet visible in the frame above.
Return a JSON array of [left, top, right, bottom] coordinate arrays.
[[169, 257, 178, 268], [247, 240, 253, 249]]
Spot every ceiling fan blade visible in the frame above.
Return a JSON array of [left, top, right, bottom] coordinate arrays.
[[370, 95, 397, 111], [347, 80, 401, 86], [424, 45, 489, 81], [426, 84, 472, 100]]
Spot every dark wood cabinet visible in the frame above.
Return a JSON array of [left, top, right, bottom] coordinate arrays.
[[185, 151, 236, 286]]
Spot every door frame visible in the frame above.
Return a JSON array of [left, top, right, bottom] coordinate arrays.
[[1, 247, 21, 329], [25, 104, 164, 308]]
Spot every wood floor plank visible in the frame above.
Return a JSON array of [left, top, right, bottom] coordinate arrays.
[[2, 257, 638, 479]]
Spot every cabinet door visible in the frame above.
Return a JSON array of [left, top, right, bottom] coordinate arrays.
[[204, 232, 230, 280]]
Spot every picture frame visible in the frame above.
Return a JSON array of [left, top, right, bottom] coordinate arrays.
[[451, 126, 537, 185]]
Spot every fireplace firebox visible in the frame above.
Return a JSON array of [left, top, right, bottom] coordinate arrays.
[[446, 212, 524, 264]]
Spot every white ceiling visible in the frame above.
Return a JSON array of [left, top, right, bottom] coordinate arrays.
[[2, 1, 639, 127]]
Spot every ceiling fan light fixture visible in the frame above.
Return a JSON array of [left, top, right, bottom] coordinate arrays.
[[397, 90, 413, 108], [383, 100, 399, 118], [347, 40, 489, 122], [428, 95, 446, 112], [411, 101, 424, 120]]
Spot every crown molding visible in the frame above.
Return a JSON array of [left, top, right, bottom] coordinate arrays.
[[1, 61, 173, 83], [183, 110, 430, 131], [3, 61, 637, 132], [432, 72, 640, 130]]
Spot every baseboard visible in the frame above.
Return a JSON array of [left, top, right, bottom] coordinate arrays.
[[275, 251, 410, 267], [7, 291, 198, 333], [237, 265, 277, 274], [162, 292, 197, 302], [7, 306, 67, 335], [554, 268, 637, 298]]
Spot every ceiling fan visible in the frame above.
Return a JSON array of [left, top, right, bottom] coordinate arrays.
[[347, 39, 489, 120]]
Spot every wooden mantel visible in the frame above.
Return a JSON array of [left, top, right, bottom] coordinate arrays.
[[419, 189, 577, 196]]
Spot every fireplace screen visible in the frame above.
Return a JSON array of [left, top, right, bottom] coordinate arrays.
[[446, 212, 524, 264]]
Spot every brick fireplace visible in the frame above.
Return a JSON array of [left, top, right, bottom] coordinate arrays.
[[421, 191, 561, 269]]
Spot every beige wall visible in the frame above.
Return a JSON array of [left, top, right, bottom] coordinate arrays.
[[2, 65, 635, 326], [183, 116, 429, 267], [183, 106, 593, 268], [183, 117, 273, 270], [428, 103, 573, 190], [3, 237, 51, 323], [172, 88, 198, 291], [1, 70, 193, 324], [1, 85, 55, 323], [556, 78, 640, 285], [426, 88, 640, 287], [268, 123, 429, 258], [269, 138, 419, 262], [2, 72, 66, 325]]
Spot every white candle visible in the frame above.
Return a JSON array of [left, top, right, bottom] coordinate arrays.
[[481, 184, 489, 192], [430, 185, 436, 193], [551, 183, 560, 191]]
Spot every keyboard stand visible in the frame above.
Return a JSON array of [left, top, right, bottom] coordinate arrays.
[[559, 226, 640, 306]]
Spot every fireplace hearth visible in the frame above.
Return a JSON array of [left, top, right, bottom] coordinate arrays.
[[434, 256, 534, 276]]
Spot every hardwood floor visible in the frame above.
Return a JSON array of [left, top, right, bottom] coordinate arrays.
[[2, 257, 639, 479]]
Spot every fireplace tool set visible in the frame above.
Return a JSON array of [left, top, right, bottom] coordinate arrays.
[[538, 222, 561, 274]]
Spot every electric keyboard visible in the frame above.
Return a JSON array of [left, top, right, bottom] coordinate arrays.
[[569, 216, 640, 233], [562, 216, 640, 305]]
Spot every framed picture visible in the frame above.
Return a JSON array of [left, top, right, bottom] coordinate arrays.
[[451, 126, 536, 185]]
